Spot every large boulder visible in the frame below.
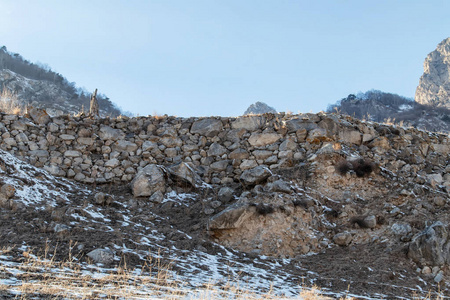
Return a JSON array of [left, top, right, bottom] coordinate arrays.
[[167, 162, 203, 188], [191, 118, 223, 137], [408, 222, 450, 266], [131, 164, 166, 197], [207, 202, 252, 230], [240, 166, 271, 186]]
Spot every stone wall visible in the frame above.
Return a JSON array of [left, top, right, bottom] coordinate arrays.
[[0, 111, 448, 190]]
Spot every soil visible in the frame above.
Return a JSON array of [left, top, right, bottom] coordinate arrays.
[[0, 162, 449, 299]]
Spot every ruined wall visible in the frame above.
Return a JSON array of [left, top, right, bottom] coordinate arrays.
[[0, 112, 448, 189]]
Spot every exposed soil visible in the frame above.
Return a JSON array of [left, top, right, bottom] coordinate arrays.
[[0, 156, 449, 299]]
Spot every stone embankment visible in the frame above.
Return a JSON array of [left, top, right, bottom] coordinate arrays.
[[0, 111, 448, 191]]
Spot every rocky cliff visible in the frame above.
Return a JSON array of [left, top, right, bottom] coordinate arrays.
[[415, 37, 450, 109]]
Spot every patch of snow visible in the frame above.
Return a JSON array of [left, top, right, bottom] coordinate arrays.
[[162, 191, 197, 206], [399, 104, 413, 111]]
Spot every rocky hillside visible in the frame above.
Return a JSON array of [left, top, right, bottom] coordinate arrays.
[[0, 111, 449, 299], [327, 90, 450, 133], [244, 101, 277, 115], [0, 46, 122, 117], [415, 37, 450, 109]]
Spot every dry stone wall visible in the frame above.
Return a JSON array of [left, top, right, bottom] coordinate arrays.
[[0, 112, 448, 191]]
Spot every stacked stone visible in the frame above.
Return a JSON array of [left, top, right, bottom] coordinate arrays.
[[0, 111, 447, 191]]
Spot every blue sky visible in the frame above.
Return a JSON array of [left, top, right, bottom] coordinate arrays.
[[0, 0, 449, 117]]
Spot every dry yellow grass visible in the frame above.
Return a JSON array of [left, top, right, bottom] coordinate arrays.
[[0, 245, 340, 299], [0, 89, 25, 115]]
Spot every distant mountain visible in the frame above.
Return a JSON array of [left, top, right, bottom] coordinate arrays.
[[244, 101, 276, 115], [0, 46, 123, 117], [415, 38, 450, 109], [327, 90, 450, 133]]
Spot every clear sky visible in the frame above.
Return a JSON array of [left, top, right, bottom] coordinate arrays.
[[0, 0, 449, 117]]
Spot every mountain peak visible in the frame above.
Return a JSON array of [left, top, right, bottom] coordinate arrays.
[[415, 38, 450, 109], [243, 101, 277, 115]]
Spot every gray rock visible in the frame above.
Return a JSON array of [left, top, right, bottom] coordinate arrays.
[[248, 133, 281, 147], [333, 232, 353, 246], [99, 126, 125, 141], [239, 159, 258, 170], [150, 191, 164, 203], [306, 128, 328, 143], [408, 222, 450, 266], [44, 165, 62, 176], [53, 223, 71, 234], [64, 150, 81, 158], [29, 107, 51, 125], [427, 173, 443, 187], [114, 140, 139, 152], [284, 119, 318, 133], [434, 270, 444, 283], [252, 150, 272, 160], [218, 187, 234, 203], [60, 134, 75, 141], [207, 202, 252, 230], [191, 118, 223, 137], [269, 180, 292, 194], [160, 136, 183, 148], [131, 164, 166, 197], [240, 166, 271, 186], [208, 142, 227, 157], [1, 184, 15, 199], [368, 137, 390, 150], [279, 138, 297, 151], [94, 192, 106, 205], [363, 215, 377, 229], [87, 248, 114, 265], [142, 141, 158, 151], [210, 160, 229, 172], [231, 116, 265, 131], [167, 162, 202, 188], [29, 150, 49, 157], [105, 158, 120, 168], [229, 148, 249, 160], [391, 222, 412, 236], [210, 200, 222, 209], [339, 129, 362, 145]]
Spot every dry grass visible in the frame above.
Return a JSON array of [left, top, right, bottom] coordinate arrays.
[[1, 245, 445, 299], [0, 89, 25, 115], [0, 245, 341, 300]]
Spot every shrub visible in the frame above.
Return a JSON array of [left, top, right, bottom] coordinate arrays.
[[335, 160, 352, 175], [255, 203, 275, 215], [336, 158, 376, 177], [351, 158, 375, 177]]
